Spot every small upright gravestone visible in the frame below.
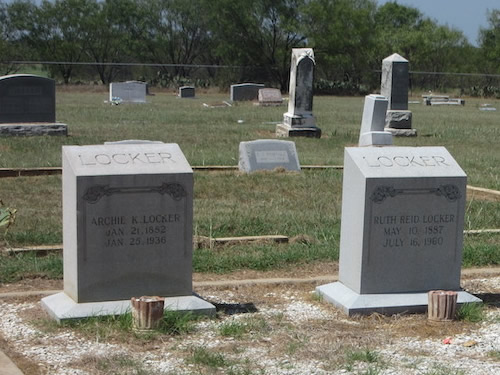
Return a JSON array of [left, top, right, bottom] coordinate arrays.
[[316, 146, 481, 315], [238, 139, 300, 173], [230, 83, 265, 101], [381, 53, 416, 136], [276, 48, 321, 138], [258, 88, 283, 106], [41, 143, 215, 322], [126, 80, 152, 96], [358, 94, 392, 147], [179, 86, 195, 98], [0, 74, 67, 136], [109, 81, 147, 103]]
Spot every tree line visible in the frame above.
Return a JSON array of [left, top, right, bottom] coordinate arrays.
[[1, 0, 500, 94]]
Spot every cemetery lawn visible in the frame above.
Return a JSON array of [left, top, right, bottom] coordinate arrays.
[[1, 89, 500, 281]]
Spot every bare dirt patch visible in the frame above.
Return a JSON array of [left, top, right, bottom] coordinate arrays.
[[0, 278, 63, 294], [192, 261, 338, 282], [467, 186, 500, 202]]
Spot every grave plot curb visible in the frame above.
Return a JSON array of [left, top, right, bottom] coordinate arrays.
[[0, 349, 24, 375]]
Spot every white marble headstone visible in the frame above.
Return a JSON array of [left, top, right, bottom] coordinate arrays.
[[358, 94, 392, 146], [381, 53, 409, 111], [276, 48, 321, 138], [109, 82, 147, 103]]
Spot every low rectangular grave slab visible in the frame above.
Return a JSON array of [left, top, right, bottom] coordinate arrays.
[[179, 86, 195, 98], [109, 82, 147, 103], [230, 83, 264, 101], [238, 139, 300, 173], [258, 88, 283, 106]]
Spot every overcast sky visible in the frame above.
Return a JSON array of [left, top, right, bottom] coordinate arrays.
[[375, 0, 500, 46]]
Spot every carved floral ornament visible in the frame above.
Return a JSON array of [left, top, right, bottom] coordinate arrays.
[[370, 184, 461, 204], [82, 183, 186, 204]]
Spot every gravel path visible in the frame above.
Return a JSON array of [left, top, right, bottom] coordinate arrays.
[[0, 277, 499, 374]]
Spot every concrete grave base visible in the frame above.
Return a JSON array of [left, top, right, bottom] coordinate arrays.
[[359, 131, 393, 147], [275, 123, 321, 138], [316, 282, 481, 316], [283, 112, 316, 128], [0, 123, 67, 136], [384, 127, 417, 137], [41, 292, 216, 323], [385, 110, 412, 129]]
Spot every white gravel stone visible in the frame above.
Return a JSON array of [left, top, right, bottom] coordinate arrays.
[[0, 279, 499, 375]]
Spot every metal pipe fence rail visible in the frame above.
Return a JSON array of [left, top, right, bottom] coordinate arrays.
[[4, 61, 500, 94]]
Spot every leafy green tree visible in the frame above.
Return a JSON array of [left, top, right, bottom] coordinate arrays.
[[1, 0, 36, 75], [130, 0, 212, 85], [374, 2, 426, 65], [205, 0, 307, 89], [83, 0, 139, 84], [479, 9, 500, 74], [25, 0, 97, 83], [303, 0, 377, 87], [374, 2, 469, 72], [0, 1, 17, 74]]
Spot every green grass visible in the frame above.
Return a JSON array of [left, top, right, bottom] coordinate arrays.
[[344, 348, 384, 374], [188, 346, 230, 368], [1, 93, 499, 189], [33, 309, 203, 343], [0, 91, 499, 280], [159, 310, 200, 335], [346, 349, 380, 364], [218, 316, 270, 339], [218, 320, 249, 338], [456, 303, 485, 322], [487, 350, 500, 361], [0, 252, 62, 283]]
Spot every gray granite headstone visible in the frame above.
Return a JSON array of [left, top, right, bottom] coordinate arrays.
[[0, 74, 55, 123], [230, 83, 265, 101], [358, 94, 392, 147], [238, 139, 300, 173], [42, 143, 215, 322], [109, 81, 147, 103], [276, 48, 321, 138], [258, 88, 283, 106], [380, 53, 415, 136], [316, 146, 481, 315], [179, 86, 195, 98], [0, 74, 67, 136]]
